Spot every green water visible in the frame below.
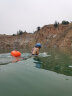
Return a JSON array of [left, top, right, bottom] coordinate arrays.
[[0, 48, 72, 96]]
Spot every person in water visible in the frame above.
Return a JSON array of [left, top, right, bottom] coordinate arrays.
[[32, 43, 41, 55]]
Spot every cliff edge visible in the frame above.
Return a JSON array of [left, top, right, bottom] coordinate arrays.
[[0, 23, 72, 51]]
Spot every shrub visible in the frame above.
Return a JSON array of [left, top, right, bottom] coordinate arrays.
[[62, 20, 69, 25], [12, 34, 16, 36]]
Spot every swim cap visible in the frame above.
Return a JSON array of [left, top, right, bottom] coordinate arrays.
[[35, 43, 41, 48]]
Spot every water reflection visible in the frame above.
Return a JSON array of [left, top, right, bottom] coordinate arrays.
[[0, 53, 31, 65], [11, 56, 22, 63], [33, 57, 42, 68], [33, 49, 72, 76]]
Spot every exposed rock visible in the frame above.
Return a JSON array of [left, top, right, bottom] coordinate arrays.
[[0, 23, 72, 51]]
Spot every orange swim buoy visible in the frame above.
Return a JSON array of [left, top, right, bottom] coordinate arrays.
[[11, 50, 21, 57]]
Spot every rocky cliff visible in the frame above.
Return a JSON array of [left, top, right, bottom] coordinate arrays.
[[0, 23, 72, 52]]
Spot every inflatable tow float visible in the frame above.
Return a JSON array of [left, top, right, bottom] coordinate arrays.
[[11, 50, 21, 57]]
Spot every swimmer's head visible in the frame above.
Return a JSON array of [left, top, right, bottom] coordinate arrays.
[[35, 43, 41, 48]]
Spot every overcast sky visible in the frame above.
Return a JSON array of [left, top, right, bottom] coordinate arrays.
[[0, 0, 72, 35]]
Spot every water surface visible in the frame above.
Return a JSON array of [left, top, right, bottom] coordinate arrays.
[[0, 48, 72, 96]]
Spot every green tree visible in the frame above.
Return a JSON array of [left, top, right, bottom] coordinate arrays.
[[17, 30, 23, 35], [54, 21, 59, 28], [37, 26, 40, 31]]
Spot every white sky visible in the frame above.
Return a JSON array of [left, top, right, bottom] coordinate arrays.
[[0, 0, 72, 35]]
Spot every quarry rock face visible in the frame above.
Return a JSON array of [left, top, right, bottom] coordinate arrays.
[[0, 23, 72, 51]]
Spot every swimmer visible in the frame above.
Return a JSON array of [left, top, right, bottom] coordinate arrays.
[[32, 43, 41, 55]]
